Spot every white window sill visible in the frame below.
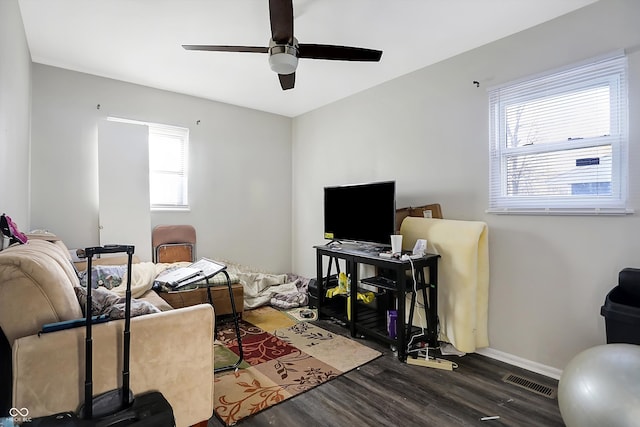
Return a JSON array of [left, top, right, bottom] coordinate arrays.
[[151, 206, 191, 213], [486, 208, 634, 216]]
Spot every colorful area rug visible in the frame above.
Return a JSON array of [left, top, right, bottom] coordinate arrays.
[[213, 307, 381, 426]]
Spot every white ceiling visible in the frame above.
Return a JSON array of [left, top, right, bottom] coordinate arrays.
[[19, 0, 597, 117]]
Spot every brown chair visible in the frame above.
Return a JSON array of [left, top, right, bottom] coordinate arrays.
[[152, 225, 196, 263]]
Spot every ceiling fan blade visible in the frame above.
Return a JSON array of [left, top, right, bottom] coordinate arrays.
[[269, 0, 294, 44], [182, 45, 269, 53], [278, 73, 295, 90], [298, 44, 382, 62]]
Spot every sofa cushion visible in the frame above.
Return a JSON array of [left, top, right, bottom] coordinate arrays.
[[0, 240, 83, 344]]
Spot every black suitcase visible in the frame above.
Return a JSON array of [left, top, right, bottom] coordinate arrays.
[[30, 245, 175, 426]]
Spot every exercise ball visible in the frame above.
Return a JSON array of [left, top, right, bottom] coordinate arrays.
[[558, 344, 640, 427]]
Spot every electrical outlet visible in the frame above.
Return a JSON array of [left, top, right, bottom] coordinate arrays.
[[423, 209, 432, 218]]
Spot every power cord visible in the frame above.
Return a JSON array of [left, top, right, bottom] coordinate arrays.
[[403, 257, 457, 370], [405, 257, 426, 352]]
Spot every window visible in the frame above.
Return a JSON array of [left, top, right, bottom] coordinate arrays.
[[148, 124, 189, 210], [488, 52, 629, 215]]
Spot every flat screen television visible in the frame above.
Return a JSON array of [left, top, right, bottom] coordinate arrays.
[[323, 180, 396, 246]]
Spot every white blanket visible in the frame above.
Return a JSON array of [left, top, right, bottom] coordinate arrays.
[[224, 263, 292, 309], [400, 217, 490, 353], [107, 262, 177, 299]]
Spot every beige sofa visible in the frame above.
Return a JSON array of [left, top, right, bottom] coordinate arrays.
[[0, 239, 214, 427]]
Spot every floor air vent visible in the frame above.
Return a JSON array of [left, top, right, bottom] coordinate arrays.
[[502, 373, 557, 399]]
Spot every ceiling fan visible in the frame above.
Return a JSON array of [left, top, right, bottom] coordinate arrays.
[[182, 0, 383, 90]]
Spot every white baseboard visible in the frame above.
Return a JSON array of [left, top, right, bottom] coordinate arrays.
[[475, 347, 563, 380]]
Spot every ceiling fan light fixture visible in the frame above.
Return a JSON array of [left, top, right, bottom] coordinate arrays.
[[182, 0, 381, 90], [269, 44, 298, 75]]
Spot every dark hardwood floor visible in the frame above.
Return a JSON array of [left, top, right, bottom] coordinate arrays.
[[208, 319, 564, 427]]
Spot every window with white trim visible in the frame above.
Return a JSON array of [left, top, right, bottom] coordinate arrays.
[[149, 124, 189, 210], [488, 52, 629, 215]]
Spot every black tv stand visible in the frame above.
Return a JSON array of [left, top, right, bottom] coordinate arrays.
[[314, 244, 440, 362]]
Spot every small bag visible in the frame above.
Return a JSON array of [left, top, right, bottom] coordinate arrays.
[[0, 213, 28, 246]]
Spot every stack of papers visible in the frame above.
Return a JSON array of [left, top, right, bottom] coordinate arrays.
[[154, 258, 226, 289]]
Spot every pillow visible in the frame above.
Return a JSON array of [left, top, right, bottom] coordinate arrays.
[[270, 291, 308, 309], [74, 286, 160, 319], [78, 265, 127, 290]]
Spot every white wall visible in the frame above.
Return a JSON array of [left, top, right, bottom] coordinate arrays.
[[30, 66, 293, 273], [0, 0, 31, 229], [292, 0, 640, 371]]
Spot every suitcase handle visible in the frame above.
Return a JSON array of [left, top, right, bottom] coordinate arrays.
[[84, 244, 135, 418], [84, 244, 135, 257]]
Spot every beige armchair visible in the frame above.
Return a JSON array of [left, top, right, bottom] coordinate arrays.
[[0, 239, 214, 427]]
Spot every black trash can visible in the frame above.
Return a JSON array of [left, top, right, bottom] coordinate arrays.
[[600, 284, 640, 344], [618, 268, 640, 299]]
